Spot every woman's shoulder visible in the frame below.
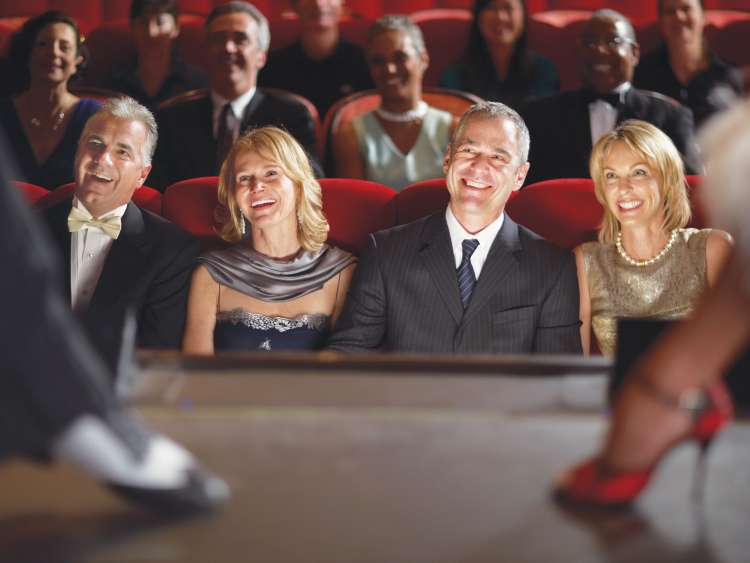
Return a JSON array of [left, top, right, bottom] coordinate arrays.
[[73, 98, 102, 119]]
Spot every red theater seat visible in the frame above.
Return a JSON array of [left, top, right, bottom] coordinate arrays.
[[162, 177, 221, 248], [506, 178, 602, 249], [37, 182, 163, 215], [411, 9, 472, 87], [15, 181, 49, 204], [395, 178, 450, 225], [320, 178, 397, 255], [686, 175, 707, 229], [528, 11, 592, 91]]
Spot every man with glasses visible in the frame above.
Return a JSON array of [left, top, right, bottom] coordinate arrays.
[[151, 1, 320, 190], [521, 9, 701, 185]]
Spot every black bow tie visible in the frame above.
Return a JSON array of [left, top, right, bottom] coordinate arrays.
[[584, 90, 623, 107]]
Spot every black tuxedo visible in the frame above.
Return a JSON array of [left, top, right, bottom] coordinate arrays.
[[151, 88, 320, 190], [41, 199, 199, 362], [521, 88, 702, 184], [327, 213, 582, 354]]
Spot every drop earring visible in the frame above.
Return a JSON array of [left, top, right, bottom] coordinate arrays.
[[240, 215, 246, 236]]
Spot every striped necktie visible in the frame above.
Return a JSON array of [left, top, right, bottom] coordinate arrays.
[[457, 238, 479, 308]]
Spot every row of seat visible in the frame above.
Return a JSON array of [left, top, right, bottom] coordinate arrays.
[[18, 175, 709, 255], [2, 8, 745, 96], [1, 1, 747, 32]]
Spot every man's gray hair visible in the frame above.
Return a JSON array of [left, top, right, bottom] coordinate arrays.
[[368, 15, 426, 55], [452, 101, 531, 164], [83, 96, 158, 165], [206, 1, 270, 53], [589, 9, 637, 44]]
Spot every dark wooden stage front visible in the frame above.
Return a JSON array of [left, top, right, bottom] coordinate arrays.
[[1, 353, 749, 563]]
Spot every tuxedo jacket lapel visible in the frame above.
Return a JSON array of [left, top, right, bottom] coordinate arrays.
[[418, 214, 464, 326], [43, 201, 73, 302], [462, 216, 522, 325], [240, 89, 266, 130], [89, 203, 148, 311], [569, 91, 594, 171]]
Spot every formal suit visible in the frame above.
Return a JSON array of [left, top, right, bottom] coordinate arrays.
[[41, 198, 199, 363], [521, 88, 702, 185], [150, 88, 320, 190], [327, 213, 582, 354]]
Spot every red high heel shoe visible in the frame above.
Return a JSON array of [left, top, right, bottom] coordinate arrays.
[[554, 378, 733, 508]]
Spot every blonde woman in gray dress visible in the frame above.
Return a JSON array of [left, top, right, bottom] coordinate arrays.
[[575, 119, 732, 356]]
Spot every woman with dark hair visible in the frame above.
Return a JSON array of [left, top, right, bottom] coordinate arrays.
[[0, 11, 100, 188], [440, 0, 559, 110], [633, 0, 743, 127], [106, 0, 207, 112]]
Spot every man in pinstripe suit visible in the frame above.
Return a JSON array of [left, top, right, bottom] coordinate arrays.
[[327, 102, 582, 354]]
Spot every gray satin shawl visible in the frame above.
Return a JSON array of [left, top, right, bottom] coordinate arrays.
[[198, 244, 356, 302]]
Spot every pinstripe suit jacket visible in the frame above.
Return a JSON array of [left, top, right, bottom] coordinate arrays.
[[327, 212, 582, 354]]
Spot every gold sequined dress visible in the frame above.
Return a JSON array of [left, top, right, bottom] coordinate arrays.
[[580, 228, 711, 356]]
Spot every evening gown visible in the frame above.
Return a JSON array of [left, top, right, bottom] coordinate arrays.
[[199, 243, 355, 352], [579, 228, 711, 356]]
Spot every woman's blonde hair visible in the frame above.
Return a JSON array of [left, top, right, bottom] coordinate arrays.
[[589, 119, 691, 244], [216, 126, 329, 252]]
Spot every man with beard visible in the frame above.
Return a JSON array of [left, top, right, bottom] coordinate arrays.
[[151, 1, 321, 190], [41, 96, 198, 362]]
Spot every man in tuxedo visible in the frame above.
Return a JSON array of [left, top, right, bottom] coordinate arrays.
[[327, 101, 581, 354], [521, 9, 702, 185], [0, 130, 227, 513], [150, 1, 320, 190], [41, 96, 198, 364]]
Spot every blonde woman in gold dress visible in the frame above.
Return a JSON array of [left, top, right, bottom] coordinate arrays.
[[575, 119, 732, 356]]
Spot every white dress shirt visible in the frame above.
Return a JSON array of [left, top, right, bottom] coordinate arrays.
[[70, 199, 128, 313], [445, 206, 505, 280], [589, 82, 631, 145], [211, 88, 257, 140]]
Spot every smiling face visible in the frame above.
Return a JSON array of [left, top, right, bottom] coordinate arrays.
[[294, 0, 343, 33], [132, 9, 179, 56], [232, 148, 298, 233], [367, 29, 427, 104], [74, 114, 151, 218], [600, 141, 664, 230], [478, 0, 525, 49], [206, 11, 266, 99], [659, 0, 704, 47], [579, 16, 639, 94], [444, 115, 529, 228], [28, 22, 83, 86]]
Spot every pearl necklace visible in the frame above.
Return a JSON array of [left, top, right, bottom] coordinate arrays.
[[616, 229, 678, 267], [374, 101, 428, 123], [30, 109, 65, 131]]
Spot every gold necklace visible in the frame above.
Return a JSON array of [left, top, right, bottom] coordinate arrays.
[[30, 108, 66, 131], [616, 229, 678, 267]]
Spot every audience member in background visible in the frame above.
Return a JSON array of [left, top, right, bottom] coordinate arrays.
[[105, 0, 208, 113], [328, 101, 581, 354], [152, 1, 320, 191], [633, 0, 743, 128], [41, 97, 198, 369], [0, 11, 100, 188], [0, 129, 228, 514], [332, 15, 455, 192], [259, 0, 373, 117], [440, 0, 559, 110], [183, 127, 355, 354], [575, 119, 731, 356], [522, 9, 702, 185], [554, 101, 750, 508]]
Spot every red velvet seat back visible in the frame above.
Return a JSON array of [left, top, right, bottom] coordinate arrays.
[[37, 182, 163, 215], [162, 177, 221, 248], [411, 9, 472, 87], [506, 178, 602, 249], [15, 180, 49, 204], [395, 178, 450, 225], [320, 178, 397, 255], [686, 175, 707, 229]]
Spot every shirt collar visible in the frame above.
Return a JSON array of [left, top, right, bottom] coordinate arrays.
[[445, 206, 504, 255], [211, 87, 257, 122]]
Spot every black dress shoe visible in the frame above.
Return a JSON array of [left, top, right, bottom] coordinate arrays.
[[108, 467, 230, 514]]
